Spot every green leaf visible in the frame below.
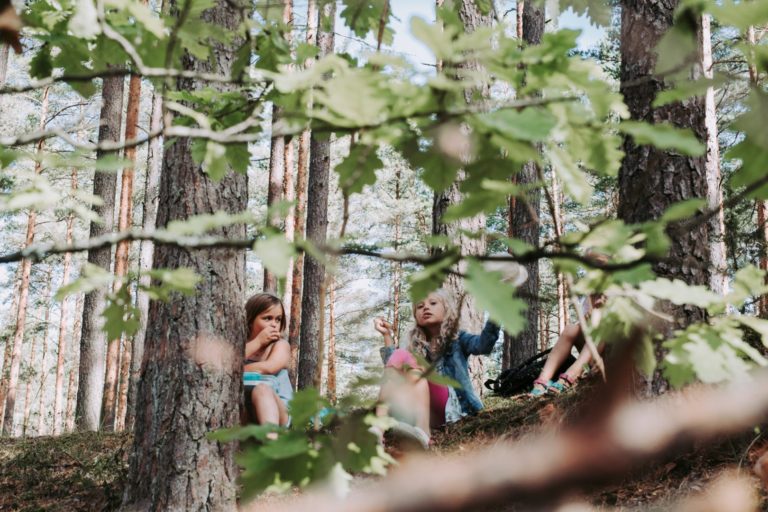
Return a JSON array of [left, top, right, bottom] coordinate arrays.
[[102, 284, 141, 341], [335, 145, 383, 195], [634, 334, 656, 378], [638, 278, 722, 309], [464, 260, 528, 336], [259, 434, 311, 459], [712, 0, 768, 30], [407, 254, 456, 303], [660, 198, 706, 223], [548, 145, 592, 204], [203, 142, 228, 180], [165, 211, 257, 236], [619, 121, 705, 157], [254, 234, 294, 278], [288, 388, 329, 430], [55, 263, 114, 300], [410, 16, 456, 61], [474, 108, 556, 142], [142, 268, 201, 301], [30, 46, 53, 78], [226, 143, 250, 174]]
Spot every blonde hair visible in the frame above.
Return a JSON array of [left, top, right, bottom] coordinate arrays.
[[406, 288, 459, 360]]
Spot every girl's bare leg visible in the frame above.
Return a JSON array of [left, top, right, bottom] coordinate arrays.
[[251, 384, 283, 425], [378, 367, 431, 435], [537, 324, 582, 383]]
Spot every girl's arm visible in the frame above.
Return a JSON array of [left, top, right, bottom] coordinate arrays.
[[458, 320, 501, 356], [244, 339, 290, 375]]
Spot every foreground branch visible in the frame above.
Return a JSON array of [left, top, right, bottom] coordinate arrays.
[[256, 370, 768, 512]]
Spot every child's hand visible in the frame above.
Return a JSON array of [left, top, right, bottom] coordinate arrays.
[[254, 325, 281, 346], [373, 317, 393, 336]]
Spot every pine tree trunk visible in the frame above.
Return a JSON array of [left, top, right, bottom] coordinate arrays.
[[3, 86, 49, 436], [109, 72, 142, 432], [36, 268, 52, 436], [53, 170, 77, 435], [392, 166, 402, 346], [75, 75, 124, 431], [297, 1, 335, 391], [288, 0, 318, 387], [327, 279, 336, 403], [121, 1, 249, 507], [700, 14, 727, 296], [65, 296, 84, 434], [747, 25, 768, 317], [505, 1, 543, 370], [432, 0, 494, 397], [0, 266, 21, 429], [552, 173, 569, 334], [128, 90, 163, 428], [0, 43, 9, 85], [619, 0, 709, 393], [281, 1, 296, 315], [22, 334, 37, 437]]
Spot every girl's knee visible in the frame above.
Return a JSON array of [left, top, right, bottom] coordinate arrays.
[[251, 383, 276, 402]]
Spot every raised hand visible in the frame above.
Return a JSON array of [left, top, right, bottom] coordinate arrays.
[[373, 317, 393, 335]]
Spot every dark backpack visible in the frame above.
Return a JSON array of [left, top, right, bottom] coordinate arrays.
[[484, 349, 577, 396]]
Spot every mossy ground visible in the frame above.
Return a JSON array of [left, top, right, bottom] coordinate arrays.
[[1, 390, 766, 511]]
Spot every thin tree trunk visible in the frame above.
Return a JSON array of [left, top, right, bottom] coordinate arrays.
[[504, 1, 543, 370], [75, 75, 124, 431], [619, 0, 709, 394], [392, 166, 403, 346], [36, 268, 52, 436], [22, 334, 37, 437], [121, 0, 250, 507], [65, 296, 84, 434], [3, 86, 49, 436], [701, 14, 727, 296], [0, 43, 9, 85], [282, 0, 296, 315], [110, 72, 142, 432], [297, 0, 334, 391], [327, 279, 336, 403], [128, 91, 163, 428], [0, 266, 21, 428], [53, 169, 77, 435], [552, 173, 568, 334], [288, 0, 318, 388]]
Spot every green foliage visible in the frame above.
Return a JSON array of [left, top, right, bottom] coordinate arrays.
[[210, 388, 394, 497], [254, 233, 295, 279], [464, 260, 527, 336], [619, 121, 705, 157]]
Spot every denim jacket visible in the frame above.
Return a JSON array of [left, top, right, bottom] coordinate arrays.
[[380, 320, 501, 415]]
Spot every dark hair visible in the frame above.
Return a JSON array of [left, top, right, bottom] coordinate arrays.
[[245, 293, 286, 333]]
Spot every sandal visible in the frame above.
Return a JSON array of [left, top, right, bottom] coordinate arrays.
[[529, 378, 551, 397], [547, 373, 576, 394]]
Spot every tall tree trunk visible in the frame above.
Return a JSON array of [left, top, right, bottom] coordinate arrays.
[[36, 268, 52, 436], [263, 0, 294, 293], [700, 14, 727, 296], [552, 173, 569, 334], [505, 0, 543, 370], [288, 0, 318, 387], [619, 0, 709, 393], [109, 72, 142, 432], [0, 266, 21, 428], [282, 1, 296, 315], [121, 1, 249, 508], [3, 86, 50, 435], [297, 1, 335, 391], [128, 91, 163, 427], [392, 166, 402, 346], [432, 0, 494, 397], [22, 334, 37, 437], [326, 279, 336, 403], [65, 296, 84, 434], [53, 170, 77, 435], [75, 75, 124, 431], [747, 25, 768, 317], [0, 43, 9, 85]]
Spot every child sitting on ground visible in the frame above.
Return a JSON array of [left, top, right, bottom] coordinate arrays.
[[243, 293, 293, 426]]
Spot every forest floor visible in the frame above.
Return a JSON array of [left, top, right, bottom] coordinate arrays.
[[1, 388, 766, 511]]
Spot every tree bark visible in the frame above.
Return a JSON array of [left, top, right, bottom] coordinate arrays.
[[392, 165, 403, 346], [288, 0, 317, 388], [53, 169, 77, 435], [0, 43, 9, 85], [36, 268, 53, 436], [22, 333, 37, 437], [297, 1, 335, 391], [552, 173, 569, 334], [121, 1, 249, 508], [0, 266, 21, 430], [700, 14, 727, 296], [3, 86, 49, 436], [75, 75, 124, 431], [327, 279, 336, 404], [128, 90, 163, 428], [432, 0, 494, 397], [65, 296, 84, 434], [110, 72, 142, 432], [618, 0, 710, 393], [281, 1, 296, 315], [504, 1, 543, 370], [747, 25, 768, 317]]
